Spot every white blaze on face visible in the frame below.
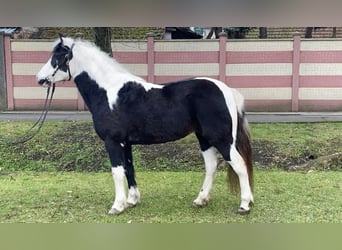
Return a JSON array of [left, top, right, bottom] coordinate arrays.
[[36, 58, 54, 84], [37, 57, 71, 85]]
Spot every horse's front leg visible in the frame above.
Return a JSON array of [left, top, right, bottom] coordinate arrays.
[[124, 144, 141, 208], [105, 139, 127, 215]]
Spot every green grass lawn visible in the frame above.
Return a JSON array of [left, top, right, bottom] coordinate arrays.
[[0, 121, 341, 223], [0, 170, 341, 223]]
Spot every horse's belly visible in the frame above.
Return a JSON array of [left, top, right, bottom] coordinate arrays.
[[127, 125, 193, 145]]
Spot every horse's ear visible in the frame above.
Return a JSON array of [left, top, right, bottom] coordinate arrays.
[[58, 33, 64, 44]]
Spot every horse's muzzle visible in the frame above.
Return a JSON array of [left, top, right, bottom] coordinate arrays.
[[38, 78, 52, 87]]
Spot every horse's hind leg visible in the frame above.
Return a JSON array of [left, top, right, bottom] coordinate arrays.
[[193, 135, 218, 207], [211, 141, 253, 214], [228, 146, 254, 214], [192, 147, 218, 207]]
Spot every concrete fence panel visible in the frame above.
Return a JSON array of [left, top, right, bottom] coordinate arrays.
[[2, 34, 342, 112]]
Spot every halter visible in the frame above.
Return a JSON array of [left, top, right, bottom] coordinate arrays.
[[51, 43, 75, 83], [1, 43, 75, 145]]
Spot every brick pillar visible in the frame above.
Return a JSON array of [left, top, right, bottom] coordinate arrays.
[[219, 32, 227, 82], [0, 32, 6, 110], [146, 33, 155, 83], [4, 35, 14, 110], [291, 32, 301, 112]]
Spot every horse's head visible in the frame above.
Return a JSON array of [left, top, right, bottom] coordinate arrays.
[[36, 34, 75, 86]]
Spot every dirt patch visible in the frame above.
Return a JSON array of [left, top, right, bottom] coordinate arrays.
[[252, 139, 341, 170], [288, 152, 342, 172], [135, 138, 342, 171], [252, 140, 307, 169], [6, 121, 341, 172]]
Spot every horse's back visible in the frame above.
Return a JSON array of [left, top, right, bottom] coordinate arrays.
[[105, 78, 235, 145]]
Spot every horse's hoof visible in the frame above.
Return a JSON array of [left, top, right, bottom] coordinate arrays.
[[126, 202, 137, 208], [191, 201, 208, 208], [236, 207, 250, 215], [192, 202, 201, 208], [108, 208, 123, 215]]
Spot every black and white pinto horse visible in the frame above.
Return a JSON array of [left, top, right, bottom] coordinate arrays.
[[37, 36, 254, 215]]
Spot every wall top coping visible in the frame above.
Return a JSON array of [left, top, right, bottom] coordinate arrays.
[[9, 37, 342, 43]]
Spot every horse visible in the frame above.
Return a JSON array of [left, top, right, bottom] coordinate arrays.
[[36, 35, 254, 215]]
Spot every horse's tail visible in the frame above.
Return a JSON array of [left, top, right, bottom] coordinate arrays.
[[227, 89, 253, 193]]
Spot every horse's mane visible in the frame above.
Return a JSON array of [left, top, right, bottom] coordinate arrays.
[[55, 37, 147, 108], [55, 37, 143, 82]]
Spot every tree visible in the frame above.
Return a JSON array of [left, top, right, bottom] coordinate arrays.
[[259, 27, 267, 38], [206, 27, 253, 39], [206, 27, 223, 39], [305, 27, 314, 38], [223, 27, 253, 39], [92, 27, 113, 57]]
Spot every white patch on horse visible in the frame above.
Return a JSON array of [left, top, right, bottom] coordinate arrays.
[[126, 186, 141, 207], [193, 147, 218, 207], [63, 38, 163, 109], [109, 166, 127, 215], [231, 88, 245, 116], [228, 147, 254, 211]]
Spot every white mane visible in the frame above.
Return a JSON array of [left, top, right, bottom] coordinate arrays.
[[62, 37, 162, 108]]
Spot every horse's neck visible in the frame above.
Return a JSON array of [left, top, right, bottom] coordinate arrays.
[[71, 45, 143, 110], [71, 43, 163, 110], [74, 44, 144, 84]]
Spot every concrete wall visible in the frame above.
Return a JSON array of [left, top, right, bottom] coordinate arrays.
[[3, 34, 342, 111]]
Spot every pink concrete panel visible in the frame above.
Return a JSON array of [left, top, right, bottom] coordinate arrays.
[[301, 51, 342, 63], [299, 100, 342, 111], [14, 99, 78, 110], [227, 51, 293, 64], [13, 75, 75, 87], [113, 52, 147, 64], [226, 76, 292, 88], [245, 100, 292, 112], [300, 76, 342, 88]]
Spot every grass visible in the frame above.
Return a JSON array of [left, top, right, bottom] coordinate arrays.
[[251, 122, 342, 169], [0, 170, 341, 223], [0, 120, 341, 223]]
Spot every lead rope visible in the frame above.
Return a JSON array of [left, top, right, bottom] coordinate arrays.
[[1, 43, 73, 145], [0, 83, 56, 145]]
